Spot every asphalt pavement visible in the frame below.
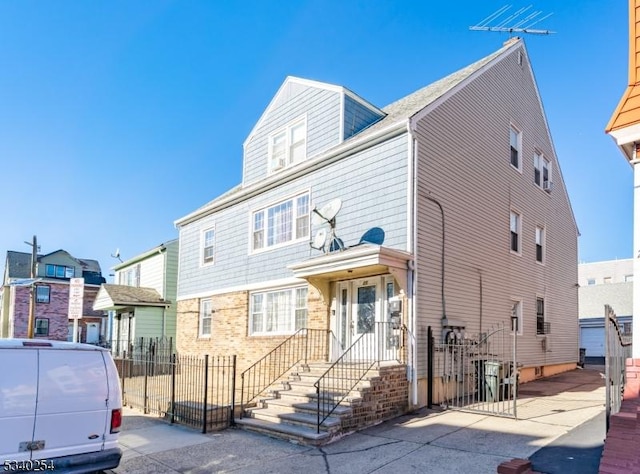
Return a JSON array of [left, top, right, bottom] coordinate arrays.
[[109, 365, 606, 474]]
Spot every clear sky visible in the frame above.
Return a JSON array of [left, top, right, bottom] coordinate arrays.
[[0, 1, 631, 279]]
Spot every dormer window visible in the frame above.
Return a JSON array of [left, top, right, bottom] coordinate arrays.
[[268, 118, 306, 173]]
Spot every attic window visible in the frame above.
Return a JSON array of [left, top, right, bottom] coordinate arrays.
[[45, 264, 75, 279], [268, 118, 306, 173]]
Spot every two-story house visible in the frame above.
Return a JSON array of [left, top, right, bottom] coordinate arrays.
[[0, 249, 106, 341], [93, 239, 178, 355], [174, 38, 579, 437]]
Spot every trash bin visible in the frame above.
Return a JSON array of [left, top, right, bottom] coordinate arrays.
[[579, 348, 586, 368], [483, 361, 500, 402]]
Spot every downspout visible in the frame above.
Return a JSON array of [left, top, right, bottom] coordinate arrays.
[[408, 122, 418, 407]]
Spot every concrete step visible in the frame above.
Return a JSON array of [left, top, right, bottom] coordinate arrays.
[[244, 406, 342, 431], [235, 417, 333, 446], [259, 397, 353, 417]]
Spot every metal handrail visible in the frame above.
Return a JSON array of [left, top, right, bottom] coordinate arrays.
[[239, 328, 330, 416], [314, 322, 404, 433]]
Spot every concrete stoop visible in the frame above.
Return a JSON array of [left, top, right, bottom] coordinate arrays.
[[235, 362, 379, 446]]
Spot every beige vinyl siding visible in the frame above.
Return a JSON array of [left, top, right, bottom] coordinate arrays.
[[413, 45, 578, 376], [139, 253, 164, 295]]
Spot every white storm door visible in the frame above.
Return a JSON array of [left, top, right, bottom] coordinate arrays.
[[351, 278, 380, 360]]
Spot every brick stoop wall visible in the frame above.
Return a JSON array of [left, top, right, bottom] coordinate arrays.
[[598, 358, 640, 474]]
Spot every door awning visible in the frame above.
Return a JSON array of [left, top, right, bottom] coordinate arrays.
[[93, 284, 170, 311], [288, 244, 413, 302]]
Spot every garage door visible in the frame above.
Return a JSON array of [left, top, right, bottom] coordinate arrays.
[[580, 326, 604, 358]]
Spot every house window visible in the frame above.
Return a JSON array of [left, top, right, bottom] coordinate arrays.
[[587, 278, 596, 286], [534, 151, 551, 190], [36, 285, 50, 303], [510, 211, 521, 253], [250, 287, 308, 335], [202, 227, 215, 265], [603, 277, 612, 284], [510, 125, 521, 169], [511, 300, 523, 335], [252, 193, 309, 251], [535, 226, 545, 263], [119, 264, 140, 287], [268, 118, 307, 173], [199, 299, 212, 337], [536, 297, 546, 335], [35, 318, 49, 336], [625, 274, 634, 282], [45, 264, 75, 279]]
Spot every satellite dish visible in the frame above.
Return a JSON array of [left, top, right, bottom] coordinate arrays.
[[359, 227, 385, 246], [328, 237, 344, 252], [310, 229, 327, 251], [312, 198, 342, 226], [111, 248, 123, 262]]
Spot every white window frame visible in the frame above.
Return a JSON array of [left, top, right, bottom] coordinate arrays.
[[202, 227, 215, 266], [535, 225, 545, 264], [251, 192, 310, 253], [36, 285, 50, 304], [534, 151, 552, 190], [511, 300, 523, 336], [199, 299, 212, 338], [510, 124, 522, 171], [510, 210, 522, 254], [249, 286, 308, 336], [268, 117, 307, 173]]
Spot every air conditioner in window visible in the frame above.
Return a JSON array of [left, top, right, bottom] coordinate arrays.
[[543, 181, 553, 192], [541, 335, 552, 352]]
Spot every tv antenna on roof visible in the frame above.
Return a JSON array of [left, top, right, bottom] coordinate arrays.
[[310, 198, 344, 253], [469, 5, 555, 36]]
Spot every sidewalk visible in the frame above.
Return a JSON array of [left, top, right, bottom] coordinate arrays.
[[110, 365, 606, 474]]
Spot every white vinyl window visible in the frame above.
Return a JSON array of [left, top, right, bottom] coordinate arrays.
[[535, 226, 545, 263], [510, 211, 521, 254], [250, 287, 308, 335], [534, 151, 552, 190], [511, 300, 523, 335], [252, 193, 309, 251], [199, 299, 212, 337], [268, 118, 307, 173], [510, 125, 522, 170], [202, 227, 215, 265]]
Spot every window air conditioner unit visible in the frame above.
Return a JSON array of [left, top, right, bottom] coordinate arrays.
[[543, 181, 553, 192], [541, 335, 552, 352]]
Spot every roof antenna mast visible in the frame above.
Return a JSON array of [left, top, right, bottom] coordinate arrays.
[[469, 5, 555, 36]]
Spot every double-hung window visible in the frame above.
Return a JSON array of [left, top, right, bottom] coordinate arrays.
[[511, 300, 522, 335], [510, 125, 522, 170], [268, 118, 307, 173], [45, 264, 75, 279], [35, 318, 49, 336], [202, 227, 215, 265], [199, 299, 212, 337], [535, 226, 545, 263], [250, 287, 308, 335], [536, 297, 547, 335], [252, 193, 309, 251], [36, 285, 50, 304], [510, 211, 521, 253], [534, 151, 551, 190]]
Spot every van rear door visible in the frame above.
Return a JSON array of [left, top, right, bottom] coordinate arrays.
[[32, 349, 110, 460], [0, 348, 38, 462]]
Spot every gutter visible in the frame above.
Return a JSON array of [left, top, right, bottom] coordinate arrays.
[[175, 120, 408, 227]]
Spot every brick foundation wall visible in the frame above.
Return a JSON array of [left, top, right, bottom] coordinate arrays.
[[176, 285, 330, 374], [598, 358, 640, 474], [341, 365, 409, 432]]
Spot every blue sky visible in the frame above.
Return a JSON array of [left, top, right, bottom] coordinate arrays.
[[0, 1, 631, 278]]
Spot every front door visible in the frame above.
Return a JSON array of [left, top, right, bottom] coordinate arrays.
[[333, 276, 397, 361]]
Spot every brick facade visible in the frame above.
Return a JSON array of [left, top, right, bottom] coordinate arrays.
[[176, 285, 330, 374]]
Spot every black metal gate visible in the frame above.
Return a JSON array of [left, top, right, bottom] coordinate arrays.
[[431, 322, 518, 418]]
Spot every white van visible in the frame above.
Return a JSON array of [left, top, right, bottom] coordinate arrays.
[[0, 339, 122, 473]]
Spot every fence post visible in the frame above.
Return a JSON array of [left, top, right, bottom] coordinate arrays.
[[170, 353, 176, 424], [143, 347, 149, 414], [230, 355, 236, 427], [427, 326, 433, 408], [203, 354, 209, 434], [121, 351, 127, 405]]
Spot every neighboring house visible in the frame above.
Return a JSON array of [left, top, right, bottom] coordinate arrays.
[[0, 249, 106, 341], [578, 259, 633, 360], [174, 37, 578, 415], [93, 239, 178, 354]]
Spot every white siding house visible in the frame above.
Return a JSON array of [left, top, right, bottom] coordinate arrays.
[[175, 38, 578, 417]]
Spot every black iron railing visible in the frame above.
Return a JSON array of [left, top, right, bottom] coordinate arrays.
[[239, 329, 330, 416], [605, 304, 633, 432], [314, 322, 404, 433]]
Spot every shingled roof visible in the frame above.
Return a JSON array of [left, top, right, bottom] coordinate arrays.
[[93, 284, 169, 311]]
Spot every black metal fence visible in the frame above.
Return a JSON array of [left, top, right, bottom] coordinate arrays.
[[113, 338, 236, 433], [605, 304, 633, 432]]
